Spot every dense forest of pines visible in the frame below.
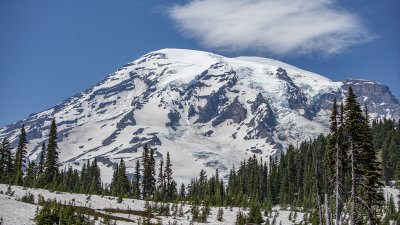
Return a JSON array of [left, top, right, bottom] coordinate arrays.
[[0, 87, 400, 224]]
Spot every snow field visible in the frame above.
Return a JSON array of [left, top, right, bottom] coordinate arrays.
[[0, 184, 307, 224]]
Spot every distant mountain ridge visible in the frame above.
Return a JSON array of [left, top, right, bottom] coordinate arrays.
[[1, 49, 399, 184]]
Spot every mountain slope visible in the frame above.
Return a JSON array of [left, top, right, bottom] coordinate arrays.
[[1, 49, 399, 184]]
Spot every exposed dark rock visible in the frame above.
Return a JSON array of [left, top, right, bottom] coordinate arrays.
[[205, 160, 219, 167], [87, 79, 135, 102], [129, 137, 142, 144], [193, 152, 216, 159], [273, 143, 283, 150], [250, 149, 262, 154], [188, 105, 196, 118], [314, 79, 400, 120], [232, 132, 237, 139], [276, 68, 314, 119], [204, 160, 227, 170], [341, 79, 400, 119], [204, 130, 214, 137], [251, 93, 266, 113], [195, 69, 237, 124], [25, 127, 43, 140], [147, 134, 161, 146], [278, 134, 287, 141], [195, 89, 229, 123], [96, 156, 118, 169], [129, 133, 161, 147], [65, 147, 100, 163], [57, 128, 72, 142], [245, 93, 277, 139], [57, 119, 78, 127], [116, 109, 136, 130], [165, 110, 181, 131], [102, 130, 119, 146], [142, 52, 167, 61], [316, 92, 341, 111], [118, 146, 139, 154], [97, 100, 117, 110], [212, 97, 247, 126], [133, 128, 144, 135]]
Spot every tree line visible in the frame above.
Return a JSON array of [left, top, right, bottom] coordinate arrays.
[[0, 119, 60, 189]]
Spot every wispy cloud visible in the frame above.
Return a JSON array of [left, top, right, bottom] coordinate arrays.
[[168, 0, 374, 56]]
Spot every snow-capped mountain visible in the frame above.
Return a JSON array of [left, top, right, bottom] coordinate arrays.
[[1, 49, 399, 184]]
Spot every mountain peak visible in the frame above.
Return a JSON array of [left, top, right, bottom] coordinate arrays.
[[1, 49, 398, 184]]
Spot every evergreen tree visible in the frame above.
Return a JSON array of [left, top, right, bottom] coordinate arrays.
[[142, 145, 156, 198], [13, 124, 28, 185], [248, 201, 263, 224], [358, 104, 384, 224], [0, 137, 13, 182], [0, 138, 6, 178], [142, 144, 150, 198], [157, 156, 165, 194], [325, 99, 345, 225], [43, 119, 59, 186], [132, 160, 141, 198], [89, 158, 102, 194], [80, 161, 88, 193], [179, 183, 185, 199], [37, 143, 46, 175], [165, 152, 175, 198], [149, 148, 156, 197], [344, 87, 364, 225], [111, 158, 130, 196], [23, 161, 36, 187], [312, 142, 323, 225]]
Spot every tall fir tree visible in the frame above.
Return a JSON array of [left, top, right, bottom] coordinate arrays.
[[132, 160, 141, 198], [0, 138, 6, 178], [88, 158, 102, 194], [142, 144, 150, 198], [13, 124, 28, 185], [140, 145, 156, 198], [111, 158, 130, 196], [165, 152, 175, 198], [358, 104, 384, 224], [23, 161, 37, 187], [157, 156, 165, 193], [149, 148, 156, 197], [344, 87, 364, 225], [312, 142, 323, 225], [325, 99, 346, 225], [0, 137, 13, 182], [179, 183, 185, 199], [43, 119, 59, 186], [37, 143, 46, 175]]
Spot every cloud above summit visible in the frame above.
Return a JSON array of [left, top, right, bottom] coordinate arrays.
[[168, 0, 374, 56]]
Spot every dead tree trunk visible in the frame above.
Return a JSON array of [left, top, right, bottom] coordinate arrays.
[[350, 142, 356, 225], [325, 193, 331, 225], [335, 137, 343, 225]]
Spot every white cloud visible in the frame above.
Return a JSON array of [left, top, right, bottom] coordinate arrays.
[[168, 0, 373, 56]]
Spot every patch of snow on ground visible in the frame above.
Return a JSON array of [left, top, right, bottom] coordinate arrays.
[[0, 184, 307, 224]]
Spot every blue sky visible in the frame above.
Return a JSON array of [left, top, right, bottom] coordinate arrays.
[[0, 0, 399, 127]]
